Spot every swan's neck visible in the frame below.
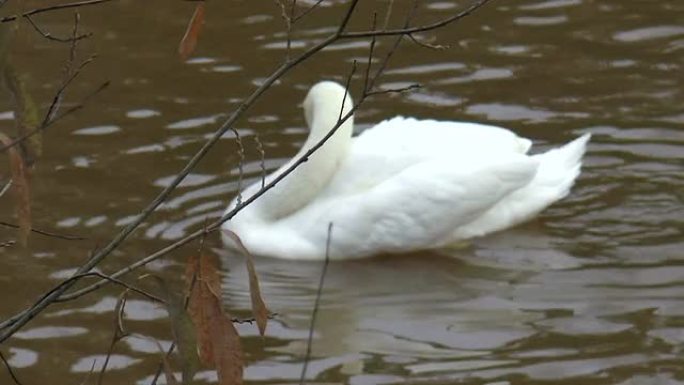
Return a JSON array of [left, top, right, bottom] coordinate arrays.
[[252, 97, 354, 220]]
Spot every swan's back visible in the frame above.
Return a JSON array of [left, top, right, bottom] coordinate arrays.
[[319, 117, 532, 198]]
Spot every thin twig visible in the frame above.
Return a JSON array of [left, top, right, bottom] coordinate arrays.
[[364, 0, 417, 94], [366, 83, 421, 96], [253, 135, 266, 189], [299, 223, 332, 385], [408, 33, 449, 50], [230, 127, 245, 206], [273, 0, 293, 60], [97, 291, 129, 385], [338, 60, 357, 122], [0, 221, 85, 240], [231, 313, 278, 324], [340, 0, 493, 38], [49, 272, 164, 304], [292, 0, 325, 22], [336, 0, 360, 35], [24, 14, 91, 42], [1, 80, 108, 154], [0, 179, 11, 198], [0, 0, 116, 23], [0, 350, 23, 385], [0, 12, 101, 154], [77, 360, 98, 385], [363, 13, 378, 94]]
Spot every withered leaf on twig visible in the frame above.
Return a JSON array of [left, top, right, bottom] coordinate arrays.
[[186, 254, 243, 385], [222, 230, 269, 336]]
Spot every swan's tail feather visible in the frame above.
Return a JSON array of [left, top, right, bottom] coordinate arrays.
[[531, 132, 591, 201], [449, 133, 591, 240]]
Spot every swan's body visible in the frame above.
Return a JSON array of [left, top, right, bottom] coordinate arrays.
[[222, 81, 590, 260]]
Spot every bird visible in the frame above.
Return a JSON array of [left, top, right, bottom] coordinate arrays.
[[221, 81, 590, 260]]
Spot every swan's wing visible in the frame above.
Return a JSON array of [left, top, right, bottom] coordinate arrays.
[[355, 117, 532, 158], [320, 117, 533, 198], [282, 153, 539, 258]]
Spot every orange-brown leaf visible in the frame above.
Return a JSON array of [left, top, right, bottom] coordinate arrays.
[[186, 254, 243, 384], [186, 254, 221, 365], [178, 2, 205, 61], [222, 230, 269, 336], [206, 287, 243, 385], [0, 132, 31, 245]]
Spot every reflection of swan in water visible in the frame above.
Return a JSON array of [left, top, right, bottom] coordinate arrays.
[[217, 247, 560, 378], [221, 81, 590, 260], [218, 241, 663, 381]]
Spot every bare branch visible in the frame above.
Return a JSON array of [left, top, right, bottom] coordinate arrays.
[[0, 350, 23, 385], [365, 83, 421, 96], [0, 0, 116, 23], [299, 223, 332, 385], [363, 13, 378, 94], [336, 0, 360, 34], [24, 14, 91, 42], [231, 313, 278, 324], [97, 291, 130, 385], [408, 33, 449, 50], [0, 221, 85, 240], [338, 60, 357, 122], [292, 0, 324, 23], [341, 0, 493, 38], [273, 0, 293, 60], [230, 127, 245, 206], [253, 135, 266, 189], [0, 80, 108, 154]]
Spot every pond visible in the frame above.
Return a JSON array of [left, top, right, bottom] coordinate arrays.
[[1, 0, 683, 384]]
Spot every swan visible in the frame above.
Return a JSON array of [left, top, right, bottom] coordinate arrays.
[[222, 81, 590, 260]]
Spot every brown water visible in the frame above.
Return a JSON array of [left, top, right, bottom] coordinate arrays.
[[1, 0, 683, 384]]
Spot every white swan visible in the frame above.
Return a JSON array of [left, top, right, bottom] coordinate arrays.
[[222, 81, 590, 260]]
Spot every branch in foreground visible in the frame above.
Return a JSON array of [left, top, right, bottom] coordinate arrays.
[[0, 0, 116, 23], [24, 14, 92, 43], [0, 349, 23, 385], [0, 0, 493, 341], [0, 221, 85, 240], [299, 223, 332, 384], [0, 80, 109, 154]]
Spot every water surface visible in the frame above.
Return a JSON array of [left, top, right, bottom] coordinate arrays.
[[1, 0, 683, 384]]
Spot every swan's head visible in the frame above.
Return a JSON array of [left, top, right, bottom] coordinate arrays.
[[303, 81, 354, 128]]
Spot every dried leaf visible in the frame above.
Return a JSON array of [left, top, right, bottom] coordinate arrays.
[[0, 132, 31, 245], [222, 230, 269, 336], [178, 2, 205, 61], [186, 254, 244, 385], [151, 275, 199, 385]]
